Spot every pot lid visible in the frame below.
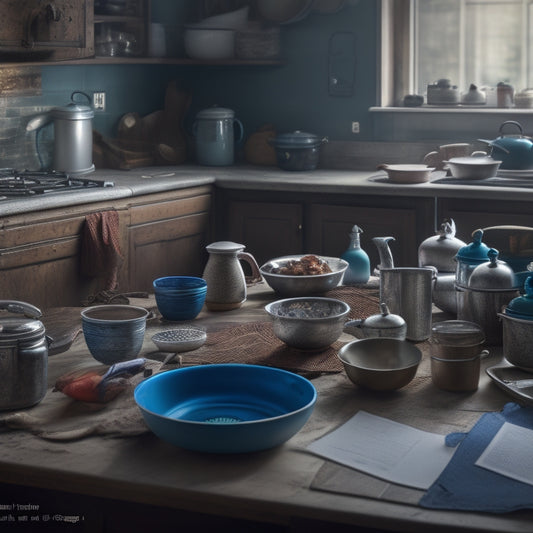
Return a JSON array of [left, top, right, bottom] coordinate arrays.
[[455, 228, 491, 262], [195, 106, 235, 120], [505, 262, 533, 319], [468, 248, 518, 290], [446, 156, 500, 165], [0, 317, 45, 346], [52, 91, 94, 120], [272, 130, 323, 147], [431, 320, 485, 346], [363, 303, 406, 329]]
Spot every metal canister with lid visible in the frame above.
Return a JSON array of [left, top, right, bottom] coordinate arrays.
[[193, 106, 244, 166], [429, 320, 488, 392], [499, 263, 533, 370], [0, 301, 49, 410], [455, 228, 491, 288], [456, 249, 519, 344]]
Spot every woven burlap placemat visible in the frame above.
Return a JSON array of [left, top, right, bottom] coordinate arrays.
[[177, 285, 381, 374]]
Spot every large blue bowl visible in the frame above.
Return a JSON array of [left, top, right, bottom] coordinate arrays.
[[134, 364, 317, 453]]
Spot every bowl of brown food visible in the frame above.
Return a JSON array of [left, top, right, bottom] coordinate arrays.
[[260, 254, 348, 296]]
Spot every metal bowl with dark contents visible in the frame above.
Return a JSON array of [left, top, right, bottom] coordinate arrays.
[[260, 255, 348, 296]]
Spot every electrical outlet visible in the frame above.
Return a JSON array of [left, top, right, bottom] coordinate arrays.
[[93, 92, 106, 112], [351, 121, 360, 134]]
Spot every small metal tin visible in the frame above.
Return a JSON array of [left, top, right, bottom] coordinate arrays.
[[431, 354, 482, 392]]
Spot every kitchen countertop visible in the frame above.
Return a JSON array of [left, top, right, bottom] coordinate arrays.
[[3, 164, 533, 217], [0, 283, 531, 532]]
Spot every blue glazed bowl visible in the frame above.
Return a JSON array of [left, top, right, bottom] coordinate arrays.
[[134, 364, 317, 453], [153, 276, 207, 291], [81, 304, 150, 364], [153, 276, 207, 321]]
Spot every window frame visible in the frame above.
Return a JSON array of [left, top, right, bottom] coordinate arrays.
[[378, 0, 533, 108]]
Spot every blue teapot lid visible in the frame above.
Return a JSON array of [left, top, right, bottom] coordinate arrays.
[[505, 262, 533, 319], [455, 228, 491, 262]]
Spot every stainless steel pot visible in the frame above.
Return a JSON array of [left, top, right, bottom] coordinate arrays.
[[456, 249, 520, 345], [499, 313, 533, 371], [0, 301, 49, 410], [268, 130, 327, 171], [26, 91, 95, 175]]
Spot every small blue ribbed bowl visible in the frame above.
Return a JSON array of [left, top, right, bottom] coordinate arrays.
[[81, 304, 150, 364], [153, 276, 207, 321]]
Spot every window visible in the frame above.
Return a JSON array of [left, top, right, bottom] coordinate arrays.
[[380, 0, 533, 106]]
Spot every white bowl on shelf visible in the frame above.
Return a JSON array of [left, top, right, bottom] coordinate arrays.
[[184, 26, 236, 60]]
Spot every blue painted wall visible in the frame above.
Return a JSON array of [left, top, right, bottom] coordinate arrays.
[[40, 0, 378, 142]]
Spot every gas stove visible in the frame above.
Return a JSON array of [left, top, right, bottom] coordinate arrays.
[[0, 169, 114, 199]]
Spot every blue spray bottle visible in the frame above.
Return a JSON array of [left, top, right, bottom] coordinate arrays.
[[341, 225, 370, 285]]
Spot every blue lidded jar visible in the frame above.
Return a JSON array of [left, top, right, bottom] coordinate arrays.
[[455, 228, 491, 288]]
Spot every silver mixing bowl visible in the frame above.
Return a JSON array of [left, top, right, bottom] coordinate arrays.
[[337, 338, 422, 391], [265, 297, 350, 350]]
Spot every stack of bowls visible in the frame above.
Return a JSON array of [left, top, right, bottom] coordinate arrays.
[[153, 276, 207, 321]]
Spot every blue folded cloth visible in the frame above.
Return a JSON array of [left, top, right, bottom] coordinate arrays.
[[419, 402, 533, 513]]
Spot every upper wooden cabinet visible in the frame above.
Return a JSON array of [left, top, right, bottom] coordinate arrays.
[[0, 0, 94, 61]]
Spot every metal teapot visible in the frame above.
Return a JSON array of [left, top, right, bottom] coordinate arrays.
[[0, 301, 49, 410], [418, 219, 466, 273], [479, 121, 533, 170], [26, 91, 95, 175], [344, 302, 407, 340]]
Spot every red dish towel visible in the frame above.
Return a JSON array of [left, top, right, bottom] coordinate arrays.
[[81, 210, 123, 291]]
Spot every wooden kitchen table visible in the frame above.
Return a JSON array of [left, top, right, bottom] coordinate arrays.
[[0, 283, 530, 533]]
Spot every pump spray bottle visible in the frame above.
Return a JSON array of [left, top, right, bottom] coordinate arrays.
[[341, 225, 370, 284]]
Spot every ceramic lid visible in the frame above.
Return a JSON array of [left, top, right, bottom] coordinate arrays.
[[195, 106, 235, 120], [455, 228, 491, 262], [468, 248, 518, 290], [206, 241, 245, 253], [505, 262, 533, 319], [271, 130, 323, 148]]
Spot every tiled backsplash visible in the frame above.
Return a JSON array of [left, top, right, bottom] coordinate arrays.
[[0, 97, 54, 170]]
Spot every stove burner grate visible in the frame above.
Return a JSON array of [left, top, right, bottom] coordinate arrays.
[[0, 169, 114, 198]]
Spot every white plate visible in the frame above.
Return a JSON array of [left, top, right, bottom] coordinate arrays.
[[497, 169, 533, 178], [152, 327, 207, 353]]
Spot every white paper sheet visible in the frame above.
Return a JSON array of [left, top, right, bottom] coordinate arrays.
[[475, 422, 533, 487], [307, 411, 456, 490]]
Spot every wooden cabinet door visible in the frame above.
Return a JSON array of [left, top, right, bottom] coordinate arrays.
[[224, 200, 303, 266], [127, 188, 212, 292], [437, 198, 533, 243], [0, 0, 94, 61], [307, 200, 432, 269]]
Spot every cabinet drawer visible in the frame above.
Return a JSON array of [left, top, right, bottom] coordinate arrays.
[[129, 192, 211, 226]]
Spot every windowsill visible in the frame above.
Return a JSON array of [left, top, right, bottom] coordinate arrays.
[[370, 106, 533, 114]]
